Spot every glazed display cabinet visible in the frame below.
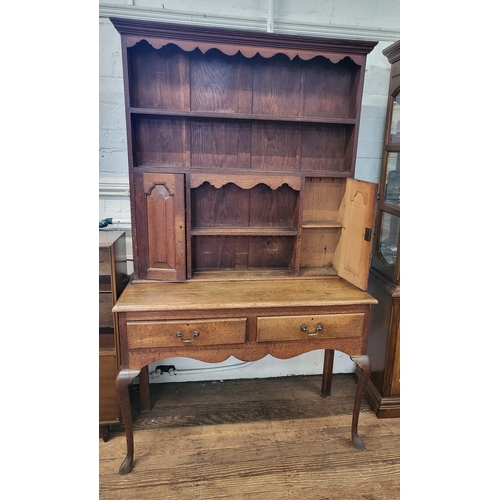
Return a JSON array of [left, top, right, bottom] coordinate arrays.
[[365, 40, 400, 418]]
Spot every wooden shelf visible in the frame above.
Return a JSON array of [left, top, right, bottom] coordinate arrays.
[[191, 267, 341, 280], [302, 220, 342, 229], [191, 226, 298, 236], [299, 267, 339, 277], [130, 107, 357, 125], [191, 268, 296, 281], [134, 165, 352, 178]]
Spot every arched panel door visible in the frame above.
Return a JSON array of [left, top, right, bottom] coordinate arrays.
[[133, 172, 186, 281]]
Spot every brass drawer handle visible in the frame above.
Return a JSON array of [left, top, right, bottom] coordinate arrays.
[[301, 323, 323, 337], [175, 331, 200, 343]]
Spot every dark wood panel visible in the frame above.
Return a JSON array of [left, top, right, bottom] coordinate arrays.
[[302, 57, 359, 119], [249, 184, 299, 228], [191, 182, 299, 229], [190, 119, 251, 169], [252, 53, 302, 116], [301, 124, 352, 172], [250, 121, 300, 170], [192, 235, 245, 269], [247, 236, 295, 268], [128, 41, 190, 110], [190, 49, 253, 113], [191, 182, 250, 227], [134, 115, 353, 173], [191, 235, 295, 270], [133, 115, 188, 166]]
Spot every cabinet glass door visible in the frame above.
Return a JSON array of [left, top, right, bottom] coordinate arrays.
[[383, 152, 400, 207], [389, 91, 400, 143], [372, 85, 400, 282], [377, 211, 399, 266]]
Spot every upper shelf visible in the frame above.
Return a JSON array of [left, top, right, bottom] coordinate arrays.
[[126, 40, 364, 121], [129, 108, 357, 126]]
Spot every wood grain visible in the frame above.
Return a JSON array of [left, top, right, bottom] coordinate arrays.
[[99, 374, 399, 499], [113, 278, 377, 313]]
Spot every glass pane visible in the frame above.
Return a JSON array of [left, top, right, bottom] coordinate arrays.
[[378, 211, 399, 266], [389, 91, 400, 143], [384, 152, 400, 207]]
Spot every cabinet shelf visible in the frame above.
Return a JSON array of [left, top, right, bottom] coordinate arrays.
[[132, 113, 355, 173], [191, 226, 298, 236], [302, 220, 342, 229], [130, 107, 357, 126], [190, 267, 341, 281]]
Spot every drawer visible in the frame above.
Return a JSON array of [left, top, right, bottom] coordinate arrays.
[[257, 313, 364, 342], [99, 293, 114, 328], [99, 349, 119, 422], [127, 318, 247, 349]]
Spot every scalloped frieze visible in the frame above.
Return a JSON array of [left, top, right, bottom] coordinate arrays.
[[124, 35, 363, 65], [189, 173, 302, 191]]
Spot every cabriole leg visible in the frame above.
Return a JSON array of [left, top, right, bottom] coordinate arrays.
[[350, 355, 372, 451], [116, 368, 141, 474]]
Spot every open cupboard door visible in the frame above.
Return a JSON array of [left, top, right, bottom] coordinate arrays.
[[335, 178, 377, 290]]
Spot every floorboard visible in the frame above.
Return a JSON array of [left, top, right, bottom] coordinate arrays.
[[99, 374, 400, 499]]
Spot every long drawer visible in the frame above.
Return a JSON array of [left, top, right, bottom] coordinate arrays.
[[256, 313, 364, 342], [127, 318, 247, 348]]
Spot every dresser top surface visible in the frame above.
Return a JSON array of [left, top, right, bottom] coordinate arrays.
[[113, 278, 377, 313]]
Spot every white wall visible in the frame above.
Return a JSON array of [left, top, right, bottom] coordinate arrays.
[[99, 0, 400, 383]]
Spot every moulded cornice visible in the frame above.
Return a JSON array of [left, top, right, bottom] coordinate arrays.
[[109, 17, 378, 65], [382, 40, 400, 64]]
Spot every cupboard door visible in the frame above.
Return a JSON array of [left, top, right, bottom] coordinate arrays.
[[134, 172, 186, 281], [336, 178, 377, 290]]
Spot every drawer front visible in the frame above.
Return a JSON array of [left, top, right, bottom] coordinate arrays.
[[257, 313, 364, 342], [99, 350, 119, 422], [127, 318, 247, 349], [99, 293, 114, 328]]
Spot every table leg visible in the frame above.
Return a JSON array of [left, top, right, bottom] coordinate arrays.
[[139, 366, 151, 413], [321, 349, 335, 398], [350, 355, 371, 450], [116, 368, 141, 474], [100, 425, 110, 442]]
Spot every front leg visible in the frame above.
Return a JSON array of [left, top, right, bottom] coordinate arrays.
[[116, 368, 141, 474], [350, 355, 371, 450]]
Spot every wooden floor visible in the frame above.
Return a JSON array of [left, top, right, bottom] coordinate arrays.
[[99, 374, 400, 499]]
